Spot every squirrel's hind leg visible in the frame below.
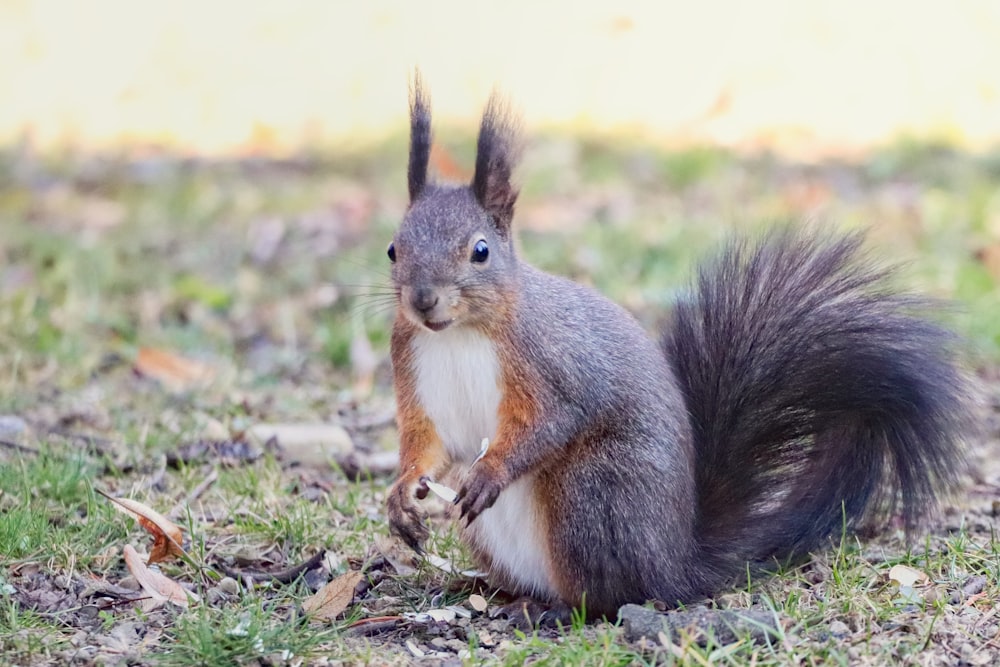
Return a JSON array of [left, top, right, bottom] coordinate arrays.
[[537, 443, 703, 618]]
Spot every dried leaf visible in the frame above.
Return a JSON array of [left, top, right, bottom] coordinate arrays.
[[302, 570, 363, 621], [405, 640, 425, 658], [445, 605, 471, 619], [888, 564, 928, 588], [425, 554, 457, 574], [424, 480, 458, 504], [426, 608, 456, 623], [135, 348, 215, 392], [425, 554, 487, 579], [123, 545, 198, 608], [98, 490, 185, 564]]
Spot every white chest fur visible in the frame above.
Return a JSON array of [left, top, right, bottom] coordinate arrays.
[[411, 327, 501, 462], [409, 326, 555, 599]]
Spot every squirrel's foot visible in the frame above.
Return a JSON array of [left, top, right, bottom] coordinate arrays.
[[386, 476, 431, 552], [494, 597, 574, 631]]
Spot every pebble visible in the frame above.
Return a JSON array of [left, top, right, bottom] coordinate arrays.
[[445, 639, 468, 653], [0, 415, 28, 439], [218, 576, 240, 595], [828, 620, 850, 637], [119, 576, 140, 591]]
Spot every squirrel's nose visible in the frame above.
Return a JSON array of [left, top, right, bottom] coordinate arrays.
[[412, 288, 439, 314]]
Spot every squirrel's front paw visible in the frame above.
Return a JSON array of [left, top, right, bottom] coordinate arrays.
[[455, 461, 509, 523], [387, 476, 430, 552]]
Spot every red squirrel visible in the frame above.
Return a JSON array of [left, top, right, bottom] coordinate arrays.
[[384, 75, 969, 619]]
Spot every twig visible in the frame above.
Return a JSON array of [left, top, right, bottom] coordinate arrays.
[[217, 549, 326, 585], [0, 439, 38, 455], [168, 467, 219, 520], [345, 616, 402, 636], [46, 428, 113, 447]]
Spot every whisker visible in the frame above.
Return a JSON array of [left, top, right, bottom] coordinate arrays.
[[338, 254, 392, 272], [339, 280, 395, 291]]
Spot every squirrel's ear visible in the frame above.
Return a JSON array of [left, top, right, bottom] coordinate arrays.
[[408, 70, 432, 204], [472, 91, 523, 236]]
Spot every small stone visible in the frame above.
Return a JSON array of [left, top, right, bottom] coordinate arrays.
[[246, 423, 353, 467], [963, 575, 988, 597], [218, 577, 240, 595], [828, 620, 850, 637], [119, 576, 140, 591], [77, 605, 100, 622], [206, 588, 227, 605], [200, 417, 230, 441], [0, 415, 28, 439]]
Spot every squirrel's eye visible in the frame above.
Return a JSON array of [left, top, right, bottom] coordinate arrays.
[[387, 242, 396, 263], [471, 239, 489, 263]]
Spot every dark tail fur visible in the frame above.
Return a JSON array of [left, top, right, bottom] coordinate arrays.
[[663, 228, 969, 576]]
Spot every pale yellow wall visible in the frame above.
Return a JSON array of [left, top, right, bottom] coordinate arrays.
[[3, 0, 999, 155]]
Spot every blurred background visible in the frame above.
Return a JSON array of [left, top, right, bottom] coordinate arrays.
[[4, 0, 1000, 154], [2, 0, 1000, 417]]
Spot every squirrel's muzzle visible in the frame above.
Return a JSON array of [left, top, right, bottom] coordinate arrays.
[[401, 285, 455, 331], [411, 287, 440, 315]]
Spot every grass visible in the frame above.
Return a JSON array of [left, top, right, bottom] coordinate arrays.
[[1, 132, 999, 664]]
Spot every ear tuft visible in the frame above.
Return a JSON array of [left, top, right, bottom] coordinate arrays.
[[472, 91, 523, 235], [408, 70, 432, 204]]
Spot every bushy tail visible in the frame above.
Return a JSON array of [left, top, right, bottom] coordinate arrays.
[[663, 228, 970, 573]]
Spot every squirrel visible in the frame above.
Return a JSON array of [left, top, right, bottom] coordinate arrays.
[[384, 74, 970, 619]]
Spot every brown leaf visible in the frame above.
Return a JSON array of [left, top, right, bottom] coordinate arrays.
[[430, 143, 471, 182], [98, 490, 185, 563], [302, 570, 363, 621], [123, 545, 198, 608], [134, 347, 215, 392], [975, 243, 1000, 283]]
